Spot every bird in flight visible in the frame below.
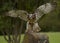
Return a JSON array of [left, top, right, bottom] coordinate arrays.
[[5, 2, 57, 32]]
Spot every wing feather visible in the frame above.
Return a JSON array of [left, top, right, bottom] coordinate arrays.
[[6, 10, 28, 21], [34, 3, 56, 21]]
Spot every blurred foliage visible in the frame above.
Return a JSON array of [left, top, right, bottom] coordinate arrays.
[[0, 0, 60, 35]]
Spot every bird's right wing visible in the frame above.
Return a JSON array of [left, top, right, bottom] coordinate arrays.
[[6, 10, 28, 21], [34, 2, 57, 21]]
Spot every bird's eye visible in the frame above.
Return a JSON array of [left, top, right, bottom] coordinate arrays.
[[33, 17, 35, 19], [27, 15, 29, 18], [32, 15, 36, 19]]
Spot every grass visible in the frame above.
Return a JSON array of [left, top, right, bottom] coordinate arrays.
[[46, 32, 60, 43], [0, 36, 7, 43], [0, 32, 60, 43]]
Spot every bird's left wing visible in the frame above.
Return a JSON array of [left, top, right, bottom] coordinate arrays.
[[34, 2, 57, 21], [6, 10, 28, 21]]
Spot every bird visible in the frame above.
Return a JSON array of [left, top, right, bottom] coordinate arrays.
[[5, 2, 57, 33]]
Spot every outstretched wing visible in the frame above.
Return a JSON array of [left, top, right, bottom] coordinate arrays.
[[34, 2, 57, 21], [6, 10, 28, 21]]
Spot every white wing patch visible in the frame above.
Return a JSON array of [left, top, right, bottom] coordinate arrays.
[[38, 3, 53, 14], [8, 10, 18, 17]]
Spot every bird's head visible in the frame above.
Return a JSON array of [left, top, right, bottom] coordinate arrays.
[[27, 14, 36, 23]]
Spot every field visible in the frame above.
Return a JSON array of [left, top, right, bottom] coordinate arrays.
[[0, 32, 60, 43]]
